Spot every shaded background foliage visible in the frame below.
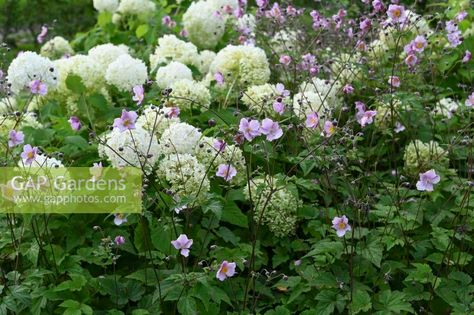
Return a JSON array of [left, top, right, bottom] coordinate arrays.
[[0, 0, 95, 50]]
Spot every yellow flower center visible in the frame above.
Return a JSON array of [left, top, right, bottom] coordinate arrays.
[[221, 266, 228, 273], [393, 9, 400, 17], [338, 222, 346, 229]]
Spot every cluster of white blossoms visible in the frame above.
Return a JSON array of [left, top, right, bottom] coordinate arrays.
[[105, 54, 148, 92], [0, 112, 43, 137], [40, 36, 74, 60], [242, 84, 291, 115], [244, 177, 300, 237], [88, 43, 130, 77], [98, 125, 160, 170], [194, 136, 246, 183], [18, 153, 64, 169], [293, 78, 341, 120], [158, 122, 202, 155], [183, 0, 226, 49], [210, 45, 271, 87], [433, 98, 460, 119], [54, 55, 103, 94], [331, 53, 362, 85], [93, 0, 119, 12], [156, 62, 193, 89], [156, 153, 210, 201], [166, 79, 211, 111], [7, 52, 58, 94], [374, 99, 404, 128], [136, 105, 180, 137], [0, 97, 17, 114], [149, 35, 199, 71], [112, 0, 157, 24], [403, 140, 449, 176], [270, 30, 299, 55], [195, 50, 216, 74]]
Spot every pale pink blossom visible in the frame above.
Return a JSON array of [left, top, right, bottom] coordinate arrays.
[[132, 85, 144, 105], [239, 118, 261, 141], [332, 215, 351, 237], [68, 116, 81, 131], [260, 118, 283, 141], [416, 169, 440, 192], [387, 4, 405, 23], [462, 50, 471, 63], [216, 260, 236, 281], [216, 164, 237, 181], [8, 130, 24, 148], [388, 76, 400, 88], [20, 144, 38, 165], [305, 112, 319, 129], [113, 110, 138, 132], [29, 80, 47, 95], [465, 92, 474, 107], [171, 234, 193, 257], [279, 55, 292, 66]]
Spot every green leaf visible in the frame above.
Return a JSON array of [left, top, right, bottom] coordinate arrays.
[[66, 74, 86, 94], [54, 274, 87, 292], [221, 201, 248, 228], [202, 197, 223, 220], [264, 306, 291, 315], [358, 239, 383, 268], [374, 290, 414, 314], [177, 296, 197, 315], [98, 11, 112, 27], [405, 263, 439, 288], [350, 289, 372, 314], [314, 290, 346, 315], [64, 136, 89, 150], [136, 24, 150, 38]]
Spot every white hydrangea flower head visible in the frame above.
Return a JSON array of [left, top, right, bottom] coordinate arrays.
[[242, 83, 291, 116], [18, 153, 64, 169], [194, 136, 246, 183], [237, 14, 257, 34], [88, 44, 130, 77], [293, 78, 341, 119], [156, 153, 210, 201], [158, 122, 202, 155], [183, 0, 226, 49], [194, 50, 216, 74], [105, 54, 148, 92], [167, 79, 211, 111], [40, 36, 74, 60], [136, 105, 180, 137], [53, 55, 103, 95], [244, 176, 300, 237], [210, 45, 271, 87], [93, 0, 119, 12], [208, 0, 239, 13], [155, 62, 193, 89], [403, 140, 448, 176], [374, 99, 404, 128], [331, 53, 362, 84], [98, 125, 160, 171], [0, 97, 17, 114], [404, 10, 432, 36], [7, 51, 58, 94], [270, 30, 299, 55], [149, 35, 199, 71], [113, 0, 156, 23], [433, 98, 460, 119]]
